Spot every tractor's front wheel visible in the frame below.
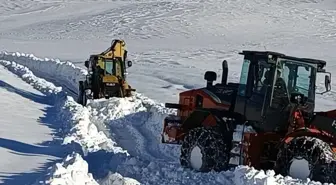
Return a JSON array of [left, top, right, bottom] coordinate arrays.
[[180, 127, 230, 172], [275, 136, 336, 183]]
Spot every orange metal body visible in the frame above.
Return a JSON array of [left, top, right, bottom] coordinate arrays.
[[162, 88, 336, 169], [176, 89, 230, 120], [162, 88, 231, 144], [242, 108, 336, 168]]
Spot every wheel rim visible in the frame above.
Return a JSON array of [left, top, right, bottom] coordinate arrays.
[[289, 157, 311, 180], [190, 146, 203, 170]]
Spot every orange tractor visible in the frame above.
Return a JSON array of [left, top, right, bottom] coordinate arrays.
[[161, 50, 336, 183]]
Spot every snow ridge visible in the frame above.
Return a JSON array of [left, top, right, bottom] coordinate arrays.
[[0, 51, 87, 94], [0, 51, 141, 184], [0, 59, 106, 184], [32, 153, 99, 185]]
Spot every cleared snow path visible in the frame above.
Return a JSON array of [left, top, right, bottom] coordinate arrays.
[[0, 65, 66, 185]]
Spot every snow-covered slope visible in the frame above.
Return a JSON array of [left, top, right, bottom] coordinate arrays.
[[2, 0, 336, 184], [1, 52, 330, 185], [0, 56, 102, 184], [0, 63, 63, 184], [1, 0, 336, 103]]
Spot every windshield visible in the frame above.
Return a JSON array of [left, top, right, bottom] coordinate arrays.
[[279, 58, 316, 100], [238, 59, 250, 96], [105, 59, 114, 75]]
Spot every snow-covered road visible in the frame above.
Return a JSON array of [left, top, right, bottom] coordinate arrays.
[[0, 65, 66, 185]]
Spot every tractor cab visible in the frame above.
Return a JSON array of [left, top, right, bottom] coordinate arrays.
[[85, 54, 132, 80], [233, 51, 331, 133], [78, 39, 135, 104]]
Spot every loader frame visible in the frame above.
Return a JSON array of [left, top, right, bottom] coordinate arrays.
[[77, 39, 135, 106], [160, 50, 336, 183]]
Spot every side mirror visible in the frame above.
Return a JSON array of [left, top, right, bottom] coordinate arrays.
[[204, 71, 217, 88], [317, 72, 331, 95], [325, 74, 331, 92], [85, 60, 89, 68], [127, 60, 132, 67], [204, 71, 217, 82]]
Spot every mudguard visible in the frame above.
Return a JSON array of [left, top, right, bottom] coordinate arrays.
[[182, 108, 243, 132], [282, 127, 336, 145]]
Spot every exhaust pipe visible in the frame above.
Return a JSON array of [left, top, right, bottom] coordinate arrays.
[[221, 60, 228, 85]]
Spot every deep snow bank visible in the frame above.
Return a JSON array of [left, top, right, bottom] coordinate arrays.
[[32, 153, 98, 185], [88, 93, 179, 161], [0, 59, 114, 154], [0, 59, 107, 184], [0, 52, 141, 184], [0, 51, 87, 94]]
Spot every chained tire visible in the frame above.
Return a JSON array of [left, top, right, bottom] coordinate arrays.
[[275, 136, 336, 183], [180, 127, 230, 172]]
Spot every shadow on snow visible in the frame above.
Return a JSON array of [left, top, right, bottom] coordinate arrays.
[[0, 80, 71, 185]]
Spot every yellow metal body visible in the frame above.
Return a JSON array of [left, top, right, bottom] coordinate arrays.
[[96, 39, 126, 78], [86, 39, 134, 98], [102, 75, 119, 83]]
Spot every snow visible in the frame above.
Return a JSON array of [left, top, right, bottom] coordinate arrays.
[[1, 0, 336, 103], [0, 64, 63, 184], [0, 58, 102, 184], [32, 153, 98, 185], [2, 0, 336, 184]]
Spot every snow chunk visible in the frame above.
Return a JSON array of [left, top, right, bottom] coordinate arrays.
[[32, 153, 99, 185], [100, 172, 140, 185], [59, 95, 128, 155]]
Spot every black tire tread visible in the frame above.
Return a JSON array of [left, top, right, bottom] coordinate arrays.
[[180, 127, 229, 172], [275, 136, 336, 183]]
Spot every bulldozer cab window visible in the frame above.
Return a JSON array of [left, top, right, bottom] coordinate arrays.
[[104, 59, 114, 75], [249, 60, 272, 106], [269, 61, 290, 109], [279, 59, 316, 101], [238, 59, 251, 96], [254, 60, 271, 93]]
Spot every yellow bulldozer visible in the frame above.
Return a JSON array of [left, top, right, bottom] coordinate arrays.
[[77, 39, 135, 106]]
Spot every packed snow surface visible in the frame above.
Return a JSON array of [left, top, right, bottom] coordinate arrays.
[[0, 57, 104, 184], [2, 0, 336, 185], [0, 64, 63, 184], [1, 0, 336, 103]]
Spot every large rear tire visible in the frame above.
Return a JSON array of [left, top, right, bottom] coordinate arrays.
[[275, 136, 336, 183], [180, 127, 230, 172]]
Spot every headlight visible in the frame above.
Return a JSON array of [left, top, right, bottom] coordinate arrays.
[[106, 83, 115, 86]]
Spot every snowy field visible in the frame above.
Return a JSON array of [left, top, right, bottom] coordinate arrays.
[[1, 0, 336, 184], [0, 64, 64, 185]]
